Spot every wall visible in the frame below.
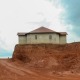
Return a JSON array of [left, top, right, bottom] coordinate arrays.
[[18, 35, 27, 44], [59, 35, 66, 44], [26, 33, 60, 44]]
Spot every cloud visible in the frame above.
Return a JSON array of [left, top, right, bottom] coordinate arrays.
[[48, 0, 80, 42], [0, 0, 67, 53], [2, 0, 79, 58], [60, 0, 80, 36]]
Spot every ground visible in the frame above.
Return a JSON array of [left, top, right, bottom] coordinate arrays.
[[1, 43, 80, 80], [1, 59, 80, 80]]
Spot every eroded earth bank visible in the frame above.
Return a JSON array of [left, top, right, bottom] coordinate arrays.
[[1, 43, 80, 80]]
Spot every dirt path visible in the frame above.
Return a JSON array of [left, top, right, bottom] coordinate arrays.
[[0, 59, 80, 80], [0, 59, 39, 76], [0, 59, 54, 80]]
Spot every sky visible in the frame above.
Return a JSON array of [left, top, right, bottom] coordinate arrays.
[[0, 0, 80, 58]]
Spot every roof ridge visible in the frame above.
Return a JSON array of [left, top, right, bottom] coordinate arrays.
[[17, 26, 67, 36], [29, 26, 56, 33]]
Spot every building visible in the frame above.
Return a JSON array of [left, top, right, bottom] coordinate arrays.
[[17, 27, 67, 44]]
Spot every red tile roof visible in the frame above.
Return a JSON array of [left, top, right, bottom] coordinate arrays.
[[18, 26, 67, 36]]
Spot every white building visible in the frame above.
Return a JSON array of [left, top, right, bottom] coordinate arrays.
[[17, 27, 67, 44]]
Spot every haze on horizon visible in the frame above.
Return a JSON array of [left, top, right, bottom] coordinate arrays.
[[0, 0, 80, 58]]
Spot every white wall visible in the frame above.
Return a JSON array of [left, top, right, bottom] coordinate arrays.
[[18, 35, 27, 44], [26, 33, 60, 44], [18, 33, 67, 44], [59, 35, 67, 44]]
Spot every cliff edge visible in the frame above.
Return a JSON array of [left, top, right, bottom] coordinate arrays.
[[12, 42, 80, 73]]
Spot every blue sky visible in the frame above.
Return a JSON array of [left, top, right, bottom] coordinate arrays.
[[60, 0, 80, 36], [0, 48, 12, 58], [0, 0, 80, 58]]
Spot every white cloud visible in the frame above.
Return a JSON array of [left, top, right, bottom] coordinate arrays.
[[0, 0, 68, 51]]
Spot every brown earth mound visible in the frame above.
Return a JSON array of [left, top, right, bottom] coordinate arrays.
[[12, 42, 80, 73], [1, 42, 80, 80]]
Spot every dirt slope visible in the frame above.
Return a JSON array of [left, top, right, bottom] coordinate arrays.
[[13, 42, 80, 73], [1, 42, 80, 80]]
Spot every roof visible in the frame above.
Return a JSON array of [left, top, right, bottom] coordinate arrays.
[[29, 26, 56, 33], [18, 26, 67, 36], [17, 33, 26, 36], [59, 32, 68, 35]]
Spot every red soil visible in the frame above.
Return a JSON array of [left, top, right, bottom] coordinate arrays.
[[1, 42, 80, 80]]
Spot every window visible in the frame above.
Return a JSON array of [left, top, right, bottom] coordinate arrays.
[[35, 35, 37, 39], [49, 35, 52, 40]]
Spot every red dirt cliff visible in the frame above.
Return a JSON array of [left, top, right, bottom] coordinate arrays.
[[12, 42, 80, 73], [1, 42, 80, 80]]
